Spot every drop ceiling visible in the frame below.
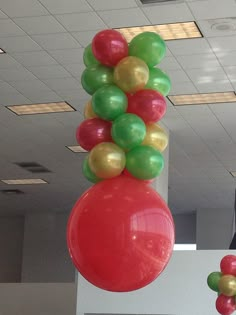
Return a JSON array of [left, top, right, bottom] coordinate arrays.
[[0, 0, 236, 215]]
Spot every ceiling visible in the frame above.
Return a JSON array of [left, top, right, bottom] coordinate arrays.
[[0, 0, 236, 215]]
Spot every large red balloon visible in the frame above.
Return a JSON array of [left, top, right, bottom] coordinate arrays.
[[67, 176, 175, 292], [216, 295, 235, 315], [220, 255, 236, 276], [76, 118, 112, 151], [92, 30, 128, 67], [128, 89, 167, 123]]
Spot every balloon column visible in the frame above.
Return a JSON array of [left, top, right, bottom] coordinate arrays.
[[67, 29, 175, 292], [207, 255, 236, 315]]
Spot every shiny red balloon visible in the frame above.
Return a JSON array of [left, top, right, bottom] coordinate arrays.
[[67, 176, 175, 292], [123, 168, 154, 185], [92, 30, 128, 67], [128, 89, 167, 123], [76, 118, 112, 151], [220, 255, 236, 276], [216, 295, 236, 315]]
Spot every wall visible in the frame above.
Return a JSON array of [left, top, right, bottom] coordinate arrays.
[[76, 250, 236, 315], [0, 216, 24, 282], [21, 213, 75, 282], [173, 213, 196, 244]]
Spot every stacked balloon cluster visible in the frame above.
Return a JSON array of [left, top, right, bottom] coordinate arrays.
[[67, 29, 175, 293], [208, 255, 236, 315], [76, 29, 171, 183]]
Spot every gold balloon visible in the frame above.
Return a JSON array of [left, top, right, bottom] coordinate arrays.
[[88, 142, 126, 179], [84, 100, 97, 119], [219, 275, 236, 296], [142, 124, 168, 152], [114, 56, 149, 93]]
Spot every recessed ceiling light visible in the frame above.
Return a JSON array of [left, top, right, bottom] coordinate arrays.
[[168, 92, 236, 106], [0, 48, 5, 54], [230, 171, 236, 177], [66, 145, 87, 153], [7, 102, 75, 115], [1, 179, 48, 185], [117, 22, 202, 41]]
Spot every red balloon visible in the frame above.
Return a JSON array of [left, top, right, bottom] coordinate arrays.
[[123, 168, 154, 185], [67, 176, 175, 292], [220, 255, 236, 276], [216, 295, 235, 315], [92, 30, 128, 67], [128, 89, 167, 123], [76, 118, 112, 151]]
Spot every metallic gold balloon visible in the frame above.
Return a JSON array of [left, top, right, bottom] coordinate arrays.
[[88, 142, 126, 179], [142, 124, 168, 152], [84, 100, 97, 119], [114, 56, 149, 93], [219, 275, 236, 296]]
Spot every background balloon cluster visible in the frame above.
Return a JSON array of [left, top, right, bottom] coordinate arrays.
[[76, 29, 171, 183], [208, 255, 236, 315]]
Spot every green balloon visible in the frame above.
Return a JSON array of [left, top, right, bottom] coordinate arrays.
[[112, 113, 146, 150], [83, 44, 99, 67], [126, 145, 164, 180], [129, 32, 166, 67], [82, 157, 101, 183], [92, 85, 128, 121], [146, 67, 171, 96], [81, 64, 113, 95], [207, 272, 222, 292]]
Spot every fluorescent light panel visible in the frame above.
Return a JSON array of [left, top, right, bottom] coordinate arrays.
[[169, 92, 236, 106], [230, 171, 236, 177], [1, 179, 47, 185], [174, 244, 196, 251], [7, 102, 75, 115], [0, 48, 5, 54], [66, 145, 87, 153], [117, 22, 202, 41]]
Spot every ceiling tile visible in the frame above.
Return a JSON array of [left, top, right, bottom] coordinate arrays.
[[71, 30, 97, 47], [42, 77, 81, 90], [176, 53, 220, 70], [168, 69, 190, 83], [224, 66, 236, 82], [27, 64, 71, 79], [0, 81, 22, 94], [0, 93, 32, 106], [0, 19, 26, 37], [39, 0, 92, 14], [186, 67, 228, 83], [0, 36, 42, 52], [158, 56, 182, 71], [0, 0, 49, 17], [8, 79, 52, 93], [197, 19, 236, 38], [27, 90, 63, 103], [64, 64, 84, 77], [216, 50, 236, 66], [0, 66, 37, 81], [48, 48, 84, 64], [169, 81, 198, 95], [194, 79, 233, 93], [87, 0, 137, 10], [167, 38, 212, 56], [188, 0, 236, 19], [31, 33, 81, 50], [56, 89, 85, 99], [208, 36, 236, 53], [0, 10, 8, 19], [55, 12, 107, 32], [13, 16, 66, 35], [11, 51, 58, 67], [142, 3, 193, 24], [0, 55, 22, 69], [98, 8, 150, 28]]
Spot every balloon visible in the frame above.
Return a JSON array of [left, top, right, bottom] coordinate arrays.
[[82, 157, 102, 183], [76, 118, 112, 151], [219, 275, 236, 297], [111, 113, 146, 150], [207, 272, 222, 292], [216, 295, 235, 315], [128, 89, 167, 123], [67, 175, 175, 292], [92, 85, 128, 121], [123, 168, 154, 185], [114, 56, 149, 93], [146, 68, 171, 96], [126, 145, 164, 180], [88, 142, 125, 179], [142, 124, 168, 152], [81, 64, 113, 95], [92, 29, 128, 67], [84, 100, 97, 119], [83, 44, 99, 67], [221, 255, 236, 276], [129, 32, 166, 67]]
